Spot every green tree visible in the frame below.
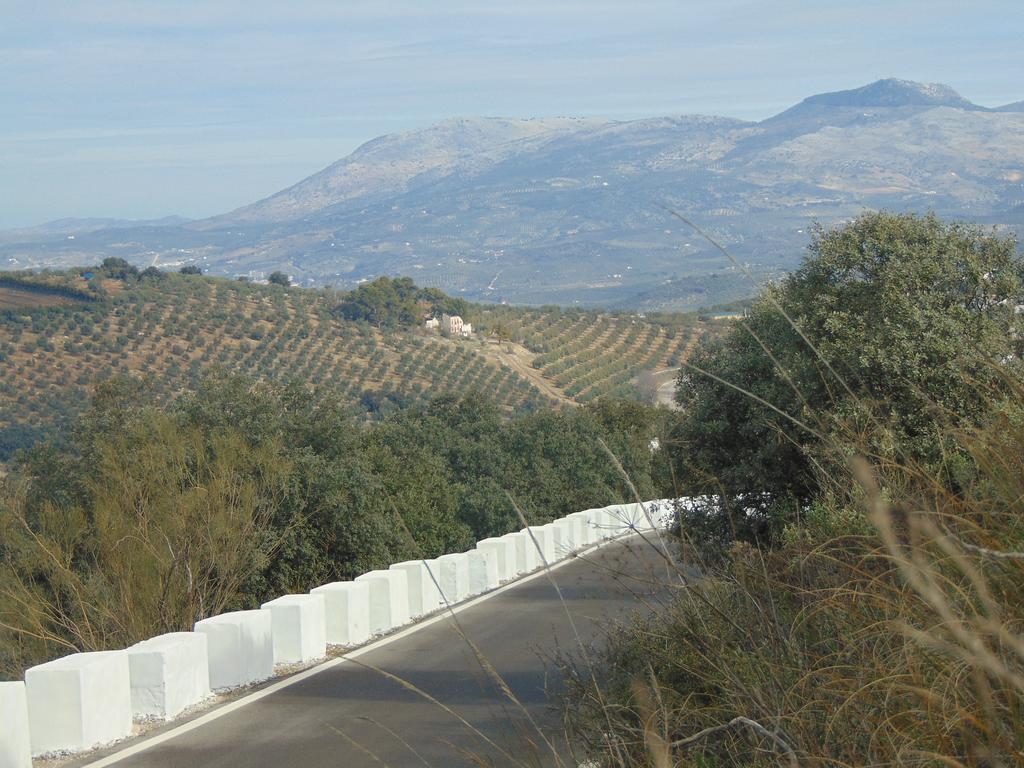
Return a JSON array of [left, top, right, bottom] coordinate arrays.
[[335, 277, 469, 329], [100, 257, 139, 280], [268, 271, 290, 287], [0, 413, 291, 673], [0, 364, 666, 674], [670, 212, 1023, 541]]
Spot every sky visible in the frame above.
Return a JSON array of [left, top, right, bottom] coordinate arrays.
[[1, 0, 1022, 229]]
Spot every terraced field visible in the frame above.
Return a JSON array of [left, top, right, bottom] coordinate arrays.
[[474, 305, 708, 401], [0, 272, 721, 458]]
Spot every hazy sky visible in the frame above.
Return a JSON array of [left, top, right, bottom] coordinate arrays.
[[2, 0, 1021, 228]]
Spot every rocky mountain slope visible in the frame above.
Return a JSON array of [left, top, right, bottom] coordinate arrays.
[[3, 79, 1022, 310]]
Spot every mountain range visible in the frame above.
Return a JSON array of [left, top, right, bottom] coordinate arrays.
[[3, 79, 1023, 310]]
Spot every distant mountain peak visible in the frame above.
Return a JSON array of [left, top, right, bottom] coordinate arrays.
[[798, 78, 978, 110], [995, 100, 1024, 113]]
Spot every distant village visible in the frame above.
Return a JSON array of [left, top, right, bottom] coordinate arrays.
[[424, 313, 473, 338]]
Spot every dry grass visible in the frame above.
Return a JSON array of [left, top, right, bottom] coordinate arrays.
[[556, 405, 1024, 766], [553, 212, 1024, 767], [0, 285, 84, 311]]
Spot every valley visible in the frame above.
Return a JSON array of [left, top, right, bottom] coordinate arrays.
[[4, 79, 1022, 311]]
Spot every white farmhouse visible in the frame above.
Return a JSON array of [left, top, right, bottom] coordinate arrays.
[[441, 314, 464, 336], [426, 314, 472, 337]]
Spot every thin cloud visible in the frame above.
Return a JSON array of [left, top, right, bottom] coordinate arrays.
[[0, 0, 1021, 227]]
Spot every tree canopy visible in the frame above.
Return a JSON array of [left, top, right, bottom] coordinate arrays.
[[268, 271, 290, 287], [669, 211, 1024, 540], [335, 277, 470, 328], [99, 257, 139, 280], [0, 372, 663, 676]]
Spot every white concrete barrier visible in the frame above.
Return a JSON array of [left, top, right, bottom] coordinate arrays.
[[498, 533, 526, 578], [310, 581, 371, 646], [609, 504, 636, 535], [127, 632, 210, 720], [422, 558, 442, 603], [355, 570, 411, 635], [526, 525, 556, 564], [261, 594, 327, 665], [552, 517, 580, 556], [0, 681, 31, 768], [567, 510, 599, 546], [649, 498, 675, 529], [390, 561, 443, 617], [607, 503, 633, 531], [467, 549, 500, 594], [6, 496, 679, 761], [595, 506, 620, 539], [643, 502, 662, 530], [639, 500, 672, 530], [577, 508, 603, 540], [510, 529, 539, 573], [476, 536, 517, 582], [25, 651, 132, 756], [545, 522, 565, 557], [618, 502, 656, 531], [194, 609, 273, 690], [436, 553, 471, 604], [570, 513, 594, 547]]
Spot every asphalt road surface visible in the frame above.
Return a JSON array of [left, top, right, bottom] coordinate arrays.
[[76, 535, 676, 768]]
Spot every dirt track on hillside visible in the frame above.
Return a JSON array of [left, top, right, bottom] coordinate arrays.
[[480, 341, 577, 407]]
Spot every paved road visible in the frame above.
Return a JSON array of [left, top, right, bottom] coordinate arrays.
[[78, 535, 675, 768]]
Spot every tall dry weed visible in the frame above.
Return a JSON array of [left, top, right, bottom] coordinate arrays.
[[559, 387, 1024, 767]]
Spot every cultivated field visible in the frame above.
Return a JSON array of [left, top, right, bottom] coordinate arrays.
[[474, 305, 707, 401], [0, 285, 85, 311], [0, 272, 721, 458]]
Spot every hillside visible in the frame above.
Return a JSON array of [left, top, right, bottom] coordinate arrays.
[[0, 270, 714, 460], [2, 79, 1022, 311]]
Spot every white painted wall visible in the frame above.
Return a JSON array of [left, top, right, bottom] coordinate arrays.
[[562, 513, 590, 548], [422, 558, 443, 605], [543, 522, 565, 559], [574, 509, 603, 543], [552, 517, 579, 556], [617, 502, 652, 531], [595, 507, 619, 539]]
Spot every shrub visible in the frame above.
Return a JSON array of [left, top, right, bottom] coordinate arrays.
[[669, 212, 1023, 541]]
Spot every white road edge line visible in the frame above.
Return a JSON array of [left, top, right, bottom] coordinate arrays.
[[80, 534, 634, 767]]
